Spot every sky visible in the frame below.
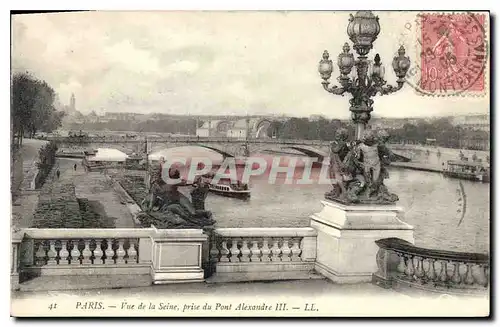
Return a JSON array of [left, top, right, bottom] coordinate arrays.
[[11, 11, 490, 118]]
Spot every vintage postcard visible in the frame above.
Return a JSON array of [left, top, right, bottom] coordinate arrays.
[[10, 10, 490, 317]]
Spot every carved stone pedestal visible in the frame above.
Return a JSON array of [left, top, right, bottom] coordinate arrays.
[[310, 200, 414, 284], [150, 227, 208, 284]]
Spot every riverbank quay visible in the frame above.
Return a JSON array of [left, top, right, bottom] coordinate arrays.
[[11, 279, 489, 317], [27, 158, 137, 229], [391, 162, 444, 173]]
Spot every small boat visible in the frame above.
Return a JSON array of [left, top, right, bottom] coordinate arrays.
[[443, 159, 490, 183], [200, 174, 251, 200]]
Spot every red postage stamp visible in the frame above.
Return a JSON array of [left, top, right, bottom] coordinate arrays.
[[418, 13, 487, 96]]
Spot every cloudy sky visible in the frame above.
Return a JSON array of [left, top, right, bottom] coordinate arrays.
[[12, 11, 489, 118]]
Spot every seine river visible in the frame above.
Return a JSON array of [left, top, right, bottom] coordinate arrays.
[[141, 145, 489, 254], [198, 166, 489, 254]]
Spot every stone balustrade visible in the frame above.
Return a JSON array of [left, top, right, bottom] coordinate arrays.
[[373, 238, 489, 295], [208, 228, 317, 282], [12, 226, 210, 290], [18, 228, 154, 279]]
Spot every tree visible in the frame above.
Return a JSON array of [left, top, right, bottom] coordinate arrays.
[[11, 72, 64, 144], [11, 72, 38, 145]]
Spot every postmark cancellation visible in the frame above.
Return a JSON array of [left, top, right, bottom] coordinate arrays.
[[407, 12, 489, 97]]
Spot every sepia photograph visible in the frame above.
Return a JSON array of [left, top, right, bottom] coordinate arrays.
[[9, 9, 490, 317]]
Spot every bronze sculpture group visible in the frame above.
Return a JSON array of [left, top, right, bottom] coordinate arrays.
[[138, 167, 216, 229], [326, 128, 398, 204]]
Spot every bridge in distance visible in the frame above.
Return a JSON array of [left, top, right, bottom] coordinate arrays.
[[52, 135, 416, 162]]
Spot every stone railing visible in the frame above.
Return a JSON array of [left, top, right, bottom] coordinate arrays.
[[373, 238, 489, 295], [208, 228, 317, 282], [12, 226, 208, 290], [19, 228, 153, 279]]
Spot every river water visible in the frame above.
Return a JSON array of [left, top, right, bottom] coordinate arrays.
[[199, 166, 489, 254], [142, 145, 489, 254]]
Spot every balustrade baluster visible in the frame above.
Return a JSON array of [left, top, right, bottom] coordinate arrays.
[[396, 253, 406, 274], [464, 263, 474, 285], [290, 239, 301, 262], [209, 237, 220, 262], [59, 240, 69, 265], [104, 239, 115, 264], [127, 241, 138, 264], [240, 240, 251, 262], [249, 240, 261, 262], [404, 255, 415, 278], [35, 242, 47, 266], [47, 240, 58, 265], [229, 239, 240, 262], [426, 259, 437, 281], [270, 239, 281, 261], [220, 241, 230, 262], [261, 239, 271, 262], [281, 239, 291, 262], [439, 261, 448, 283], [93, 240, 103, 264], [116, 240, 126, 264], [414, 256, 425, 281], [451, 262, 461, 284], [70, 240, 81, 265], [82, 240, 92, 264], [483, 265, 489, 287]]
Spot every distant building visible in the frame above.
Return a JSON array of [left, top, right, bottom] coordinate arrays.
[[451, 114, 490, 132], [195, 117, 275, 139], [102, 112, 145, 121], [309, 114, 326, 122], [70, 94, 76, 111], [86, 111, 99, 123], [61, 93, 84, 126], [226, 119, 249, 139]]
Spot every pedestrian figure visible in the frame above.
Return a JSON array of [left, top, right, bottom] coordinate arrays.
[[56, 170, 60, 179], [74, 163, 77, 171]]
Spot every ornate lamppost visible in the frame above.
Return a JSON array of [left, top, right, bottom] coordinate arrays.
[[318, 11, 411, 204], [319, 11, 411, 140]]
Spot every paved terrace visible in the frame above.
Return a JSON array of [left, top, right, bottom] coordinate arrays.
[[11, 279, 489, 317], [56, 158, 137, 228]]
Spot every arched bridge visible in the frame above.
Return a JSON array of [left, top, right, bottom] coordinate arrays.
[[51, 136, 414, 162]]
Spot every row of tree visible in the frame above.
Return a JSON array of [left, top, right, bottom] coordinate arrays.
[[389, 118, 489, 150], [11, 72, 65, 147], [269, 117, 488, 150]]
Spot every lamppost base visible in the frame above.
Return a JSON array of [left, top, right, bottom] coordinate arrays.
[[310, 200, 414, 284]]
